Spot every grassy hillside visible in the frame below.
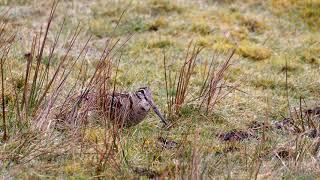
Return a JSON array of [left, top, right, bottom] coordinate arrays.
[[0, 0, 319, 178]]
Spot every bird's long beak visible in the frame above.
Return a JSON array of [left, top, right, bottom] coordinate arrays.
[[145, 98, 168, 125], [146, 93, 168, 125], [152, 106, 168, 125]]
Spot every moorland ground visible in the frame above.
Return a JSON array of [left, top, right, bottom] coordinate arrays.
[[0, 0, 320, 178]]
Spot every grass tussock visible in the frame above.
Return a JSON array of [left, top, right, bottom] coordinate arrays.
[[238, 40, 272, 61], [164, 43, 236, 120]]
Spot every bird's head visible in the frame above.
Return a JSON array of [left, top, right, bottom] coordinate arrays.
[[136, 86, 168, 125]]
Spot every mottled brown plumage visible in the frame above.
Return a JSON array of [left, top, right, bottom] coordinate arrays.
[[56, 87, 167, 128], [100, 87, 167, 127]]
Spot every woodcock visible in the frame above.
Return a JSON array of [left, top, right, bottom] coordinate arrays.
[[84, 86, 168, 128]]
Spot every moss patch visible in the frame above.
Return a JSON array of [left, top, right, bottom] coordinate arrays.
[[238, 40, 272, 60]]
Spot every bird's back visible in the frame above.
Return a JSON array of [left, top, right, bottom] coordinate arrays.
[[55, 87, 164, 128], [92, 91, 151, 127]]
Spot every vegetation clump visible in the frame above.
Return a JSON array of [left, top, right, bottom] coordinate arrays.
[[300, 46, 320, 64], [149, 39, 173, 49], [239, 15, 267, 33], [190, 21, 212, 35], [270, 55, 300, 72], [147, 16, 169, 31], [238, 40, 272, 60], [269, 0, 320, 30], [149, 0, 184, 14], [230, 27, 248, 40]]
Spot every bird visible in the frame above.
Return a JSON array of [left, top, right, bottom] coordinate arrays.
[[96, 86, 168, 127], [56, 86, 168, 128]]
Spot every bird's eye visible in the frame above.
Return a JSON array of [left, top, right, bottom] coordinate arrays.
[[138, 89, 146, 95]]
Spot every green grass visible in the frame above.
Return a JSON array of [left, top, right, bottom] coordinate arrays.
[[0, 0, 320, 178]]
